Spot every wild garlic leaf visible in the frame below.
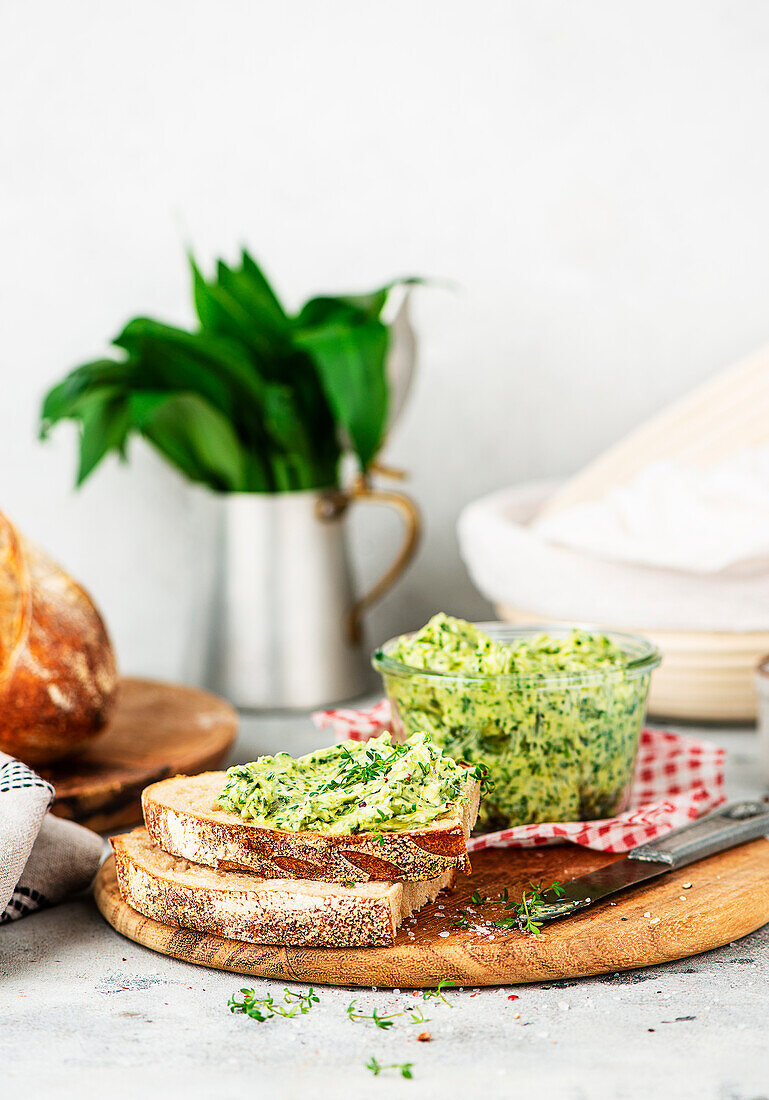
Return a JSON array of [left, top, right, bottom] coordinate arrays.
[[295, 315, 389, 470], [75, 389, 132, 485], [130, 391, 248, 492]]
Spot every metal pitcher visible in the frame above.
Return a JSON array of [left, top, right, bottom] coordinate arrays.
[[210, 478, 420, 710]]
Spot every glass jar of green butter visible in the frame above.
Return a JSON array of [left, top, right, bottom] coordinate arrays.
[[372, 616, 661, 830]]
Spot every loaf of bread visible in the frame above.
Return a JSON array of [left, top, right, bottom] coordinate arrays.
[[0, 510, 118, 764]]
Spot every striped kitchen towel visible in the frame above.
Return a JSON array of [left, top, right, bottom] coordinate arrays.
[[312, 701, 726, 853], [0, 752, 102, 923]]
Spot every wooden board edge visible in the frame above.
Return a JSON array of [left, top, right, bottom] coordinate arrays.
[[51, 739, 236, 831], [93, 849, 769, 989]]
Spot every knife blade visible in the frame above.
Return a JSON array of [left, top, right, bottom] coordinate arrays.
[[520, 799, 769, 930]]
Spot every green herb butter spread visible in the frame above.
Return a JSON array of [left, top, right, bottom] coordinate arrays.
[[217, 731, 469, 834], [379, 614, 652, 830]]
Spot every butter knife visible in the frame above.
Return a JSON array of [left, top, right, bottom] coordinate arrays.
[[522, 800, 769, 930]]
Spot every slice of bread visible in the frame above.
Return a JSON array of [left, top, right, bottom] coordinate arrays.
[[142, 771, 481, 883], [111, 828, 455, 948]]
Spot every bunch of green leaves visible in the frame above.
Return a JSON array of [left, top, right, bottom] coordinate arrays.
[[40, 251, 415, 492], [228, 986, 319, 1022]]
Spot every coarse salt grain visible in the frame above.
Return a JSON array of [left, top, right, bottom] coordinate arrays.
[[644, 912, 651, 918], [649, 917, 660, 925], [438, 931, 449, 938]]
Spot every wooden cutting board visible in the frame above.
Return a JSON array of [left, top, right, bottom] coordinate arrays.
[[41, 677, 238, 833], [94, 838, 769, 987]]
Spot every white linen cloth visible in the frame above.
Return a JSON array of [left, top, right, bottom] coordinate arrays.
[[533, 447, 769, 575], [0, 752, 102, 923], [459, 479, 769, 632]]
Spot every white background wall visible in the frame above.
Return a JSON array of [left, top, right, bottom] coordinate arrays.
[[3, 1, 769, 685]]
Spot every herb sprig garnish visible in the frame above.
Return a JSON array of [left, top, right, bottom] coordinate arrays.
[[228, 987, 319, 1022], [313, 742, 411, 797], [312, 740, 483, 808], [366, 1057, 413, 1079], [466, 880, 566, 936], [422, 979, 456, 1005], [407, 1006, 430, 1024], [346, 1001, 402, 1029]]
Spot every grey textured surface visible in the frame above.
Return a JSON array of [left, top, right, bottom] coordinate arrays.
[[2, 714, 768, 1100]]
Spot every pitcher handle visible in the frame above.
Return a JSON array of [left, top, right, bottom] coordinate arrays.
[[345, 476, 421, 645]]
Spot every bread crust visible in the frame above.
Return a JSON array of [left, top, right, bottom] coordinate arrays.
[[111, 828, 455, 948], [143, 772, 481, 883], [0, 512, 118, 764]]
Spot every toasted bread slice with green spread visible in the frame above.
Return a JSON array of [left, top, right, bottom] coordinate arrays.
[[111, 828, 455, 948], [142, 769, 480, 883]]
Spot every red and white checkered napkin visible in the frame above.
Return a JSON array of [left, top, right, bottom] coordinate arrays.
[[312, 700, 726, 854]]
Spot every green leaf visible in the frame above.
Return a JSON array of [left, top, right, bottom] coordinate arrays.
[[240, 250, 289, 327], [295, 316, 389, 470], [262, 384, 314, 460], [295, 294, 383, 331], [217, 253, 290, 340], [190, 255, 287, 359], [294, 279, 422, 330], [75, 388, 132, 485], [40, 360, 133, 436], [114, 317, 265, 414], [129, 391, 250, 492], [190, 260, 258, 348]]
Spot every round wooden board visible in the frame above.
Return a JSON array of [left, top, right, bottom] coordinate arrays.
[[95, 838, 769, 988], [42, 677, 238, 833]]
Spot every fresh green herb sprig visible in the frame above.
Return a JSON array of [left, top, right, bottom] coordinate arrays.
[[346, 1001, 402, 1030], [313, 741, 410, 797], [422, 979, 455, 1006], [407, 1006, 430, 1024], [494, 885, 545, 935], [451, 910, 471, 929], [228, 986, 319, 1022], [470, 880, 566, 936], [470, 887, 509, 906], [366, 1058, 413, 1079], [467, 760, 494, 793]]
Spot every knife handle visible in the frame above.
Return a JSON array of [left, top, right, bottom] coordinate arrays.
[[629, 800, 769, 869]]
